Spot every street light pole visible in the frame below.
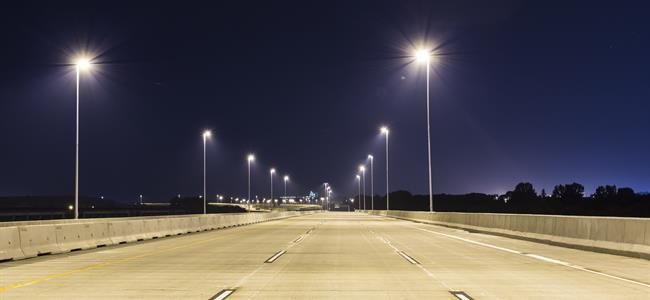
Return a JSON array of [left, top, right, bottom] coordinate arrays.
[[327, 188, 332, 208], [327, 186, 332, 210], [283, 175, 289, 199], [247, 154, 255, 211], [74, 58, 91, 219], [426, 58, 433, 213], [381, 127, 390, 211], [75, 64, 80, 219], [359, 165, 366, 210], [323, 183, 328, 210], [368, 155, 374, 210], [356, 175, 361, 210], [270, 168, 275, 206], [203, 130, 211, 214], [416, 50, 434, 213]]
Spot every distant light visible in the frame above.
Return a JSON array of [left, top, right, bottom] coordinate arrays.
[[68, 205, 74, 211], [270, 168, 276, 174], [247, 154, 255, 161], [203, 130, 212, 138], [356, 175, 361, 179], [415, 49, 430, 62], [284, 175, 289, 181], [76, 58, 92, 70], [359, 165, 365, 172]]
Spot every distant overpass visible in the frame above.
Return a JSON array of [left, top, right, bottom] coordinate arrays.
[[1, 212, 649, 299]]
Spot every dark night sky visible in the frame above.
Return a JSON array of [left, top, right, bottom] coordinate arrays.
[[0, 1, 648, 202]]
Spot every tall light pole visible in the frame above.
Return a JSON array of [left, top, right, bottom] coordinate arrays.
[[359, 165, 366, 210], [368, 155, 374, 210], [327, 186, 332, 207], [270, 168, 275, 206], [327, 187, 332, 208], [202, 130, 211, 214], [381, 126, 390, 211], [247, 154, 255, 211], [283, 175, 289, 197], [416, 49, 434, 213], [74, 58, 92, 219], [356, 175, 361, 210], [323, 182, 329, 210]]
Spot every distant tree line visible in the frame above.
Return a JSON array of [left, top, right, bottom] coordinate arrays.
[[351, 182, 650, 217], [0, 195, 246, 221]]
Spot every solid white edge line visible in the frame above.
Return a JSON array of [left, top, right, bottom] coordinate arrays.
[[525, 254, 569, 266], [211, 289, 234, 300], [414, 227, 521, 254], [411, 225, 650, 289], [574, 266, 650, 288]]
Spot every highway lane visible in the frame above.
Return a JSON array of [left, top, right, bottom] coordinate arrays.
[[1, 212, 649, 299]]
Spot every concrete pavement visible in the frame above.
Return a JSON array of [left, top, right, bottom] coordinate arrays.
[[1, 212, 649, 299]]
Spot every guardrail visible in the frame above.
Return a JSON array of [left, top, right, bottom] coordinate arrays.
[[364, 210, 650, 259], [0, 211, 316, 262]]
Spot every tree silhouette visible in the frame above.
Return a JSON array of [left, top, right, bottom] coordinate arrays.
[[618, 187, 635, 199], [594, 185, 617, 200], [552, 183, 584, 201], [505, 182, 537, 212]]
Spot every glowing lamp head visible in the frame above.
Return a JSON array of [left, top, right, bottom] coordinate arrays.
[[270, 168, 276, 174], [359, 165, 365, 172], [284, 175, 289, 181], [368, 154, 373, 160], [415, 49, 430, 62], [380, 126, 389, 134], [356, 175, 361, 180], [203, 130, 211, 138], [76, 58, 92, 70], [247, 154, 255, 162]]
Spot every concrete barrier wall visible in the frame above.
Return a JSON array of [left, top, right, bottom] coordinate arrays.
[[0, 227, 23, 261], [0, 211, 315, 262], [55, 223, 111, 252], [365, 210, 650, 259]]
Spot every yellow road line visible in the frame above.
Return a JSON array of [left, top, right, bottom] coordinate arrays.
[[0, 227, 243, 293]]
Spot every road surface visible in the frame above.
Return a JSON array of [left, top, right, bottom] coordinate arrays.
[[1, 212, 649, 299]]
